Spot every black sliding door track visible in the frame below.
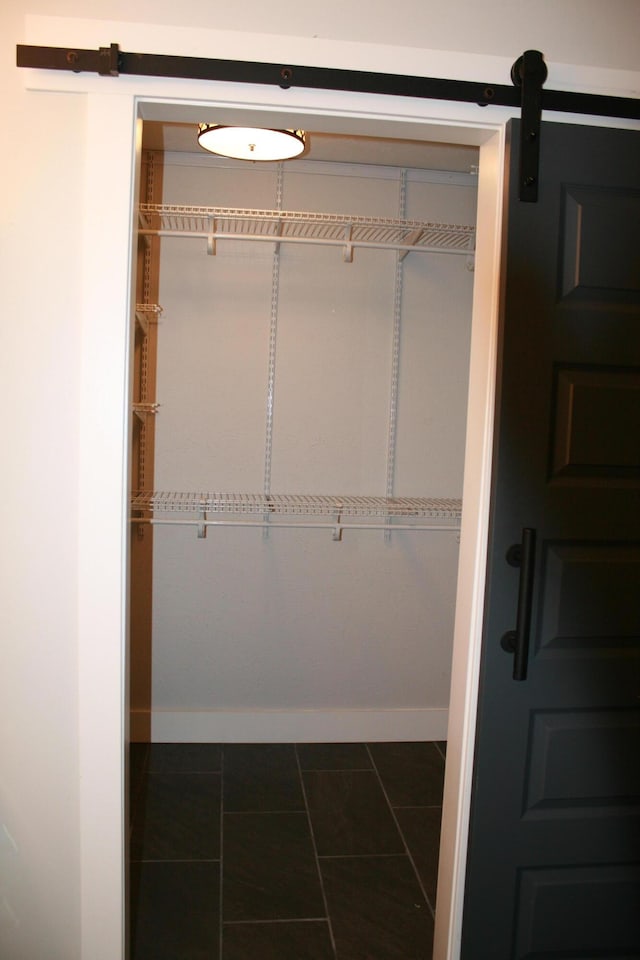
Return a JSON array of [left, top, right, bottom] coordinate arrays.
[[16, 41, 640, 117], [16, 42, 640, 201]]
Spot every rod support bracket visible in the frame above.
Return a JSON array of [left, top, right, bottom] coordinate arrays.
[[197, 504, 207, 539], [332, 514, 343, 541], [511, 50, 548, 203]]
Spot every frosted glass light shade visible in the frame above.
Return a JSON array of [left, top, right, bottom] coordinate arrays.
[[197, 124, 306, 161]]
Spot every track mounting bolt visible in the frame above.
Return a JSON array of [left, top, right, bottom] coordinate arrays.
[[280, 66, 293, 89]]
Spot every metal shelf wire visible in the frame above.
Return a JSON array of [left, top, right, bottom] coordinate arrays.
[[131, 491, 459, 518], [138, 204, 475, 261], [130, 491, 462, 539], [133, 201, 469, 540]]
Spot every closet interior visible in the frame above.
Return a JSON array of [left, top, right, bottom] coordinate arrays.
[[129, 123, 478, 748], [128, 120, 478, 959]]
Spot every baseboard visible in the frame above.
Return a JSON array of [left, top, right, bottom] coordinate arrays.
[[149, 708, 449, 743]]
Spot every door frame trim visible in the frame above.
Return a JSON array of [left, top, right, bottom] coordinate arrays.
[[82, 86, 505, 960]]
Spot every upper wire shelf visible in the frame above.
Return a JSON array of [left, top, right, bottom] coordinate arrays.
[[138, 204, 475, 261]]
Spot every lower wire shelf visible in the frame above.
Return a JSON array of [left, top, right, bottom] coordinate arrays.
[[130, 491, 462, 540]]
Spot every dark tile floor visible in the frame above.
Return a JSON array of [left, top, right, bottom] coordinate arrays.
[[129, 740, 445, 960]]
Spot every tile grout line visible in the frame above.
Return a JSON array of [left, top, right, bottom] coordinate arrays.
[[223, 917, 329, 926], [365, 744, 436, 921], [145, 770, 225, 776], [223, 807, 307, 816], [294, 744, 339, 960], [131, 857, 221, 864], [299, 767, 373, 773], [316, 852, 413, 861]]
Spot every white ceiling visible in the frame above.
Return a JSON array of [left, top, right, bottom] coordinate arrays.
[[143, 122, 479, 172]]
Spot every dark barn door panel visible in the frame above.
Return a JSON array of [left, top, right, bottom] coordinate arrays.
[[462, 120, 640, 959]]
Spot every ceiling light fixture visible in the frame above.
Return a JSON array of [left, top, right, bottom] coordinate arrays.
[[197, 124, 307, 162]]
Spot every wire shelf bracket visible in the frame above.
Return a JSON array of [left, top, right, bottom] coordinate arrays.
[[135, 302, 162, 335]]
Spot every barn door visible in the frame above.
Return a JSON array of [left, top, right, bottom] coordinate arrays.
[[461, 119, 640, 958]]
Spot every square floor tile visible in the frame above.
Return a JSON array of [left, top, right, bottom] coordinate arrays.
[[222, 920, 333, 959], [223, 744, 304, 812], [297, 742, 372, 771], [131, 771, 221, 861], [129, 743, 150, 831], [368, 741, 445, 807], [395, 806, 442, 906], [223, 812, 325, 921], [320, 855, 433, 960], [130, 860, 219, 960], [303, 770, 404, 856], [320, 857, 433, 960], [130, 742, 149, 789], [149, 742, 222, 773]]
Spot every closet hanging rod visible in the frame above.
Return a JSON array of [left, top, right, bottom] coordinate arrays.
[[141, 230, 475, 259], [137, 517, 460, 542]]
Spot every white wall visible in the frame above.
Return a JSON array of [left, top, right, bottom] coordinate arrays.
[[0, 5, 84, 959], [18, 0, 640, 71], [149, 154, 476, 741], [2, 2, 639, 958]]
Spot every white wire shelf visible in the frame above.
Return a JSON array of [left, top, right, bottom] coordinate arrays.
[[131, 492, 462, 540], [131, 491, 461, 518], [138, 204, 475, 261]]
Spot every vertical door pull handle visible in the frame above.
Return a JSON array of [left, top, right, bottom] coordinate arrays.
[[500, 527, 536, 681]]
